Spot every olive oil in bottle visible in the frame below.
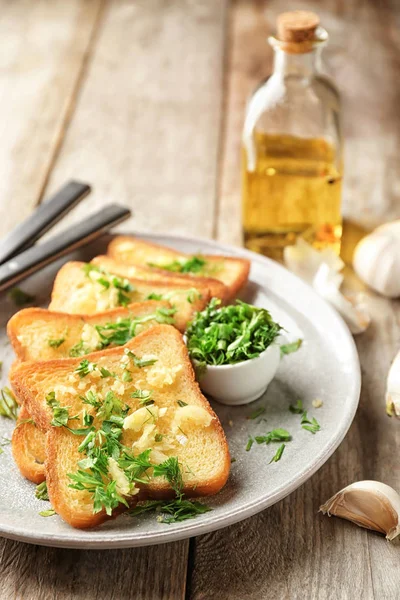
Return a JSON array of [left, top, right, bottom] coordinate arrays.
[[242, 11, 343, 259]]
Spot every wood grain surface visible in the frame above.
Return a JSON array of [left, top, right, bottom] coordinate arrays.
[[1, 0, 399, 599]]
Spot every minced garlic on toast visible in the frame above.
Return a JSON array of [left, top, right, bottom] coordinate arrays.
[[8, 301, 174, 362], [48, 261, 210, 332], [107, 235, 250, 300], [92, 255, 228, 302], [10, 325, 230, 529]]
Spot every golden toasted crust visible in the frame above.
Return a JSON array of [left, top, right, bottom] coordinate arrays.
[[10, 325, 230, 529], [12, 405, 46, 484], [108, 236, 251, 299], [92, 255, 228, 302], [7, 300, 172, 362], [48, 261, 210, 332]]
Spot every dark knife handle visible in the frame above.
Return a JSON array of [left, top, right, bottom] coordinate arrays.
[[0, 204, 131, 292], [0, 180, 91, 265]]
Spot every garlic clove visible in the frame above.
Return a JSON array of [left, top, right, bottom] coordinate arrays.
[[313, 264, 370, 335], [283, 238, 344, 285], [320, 480, 400, 540], [353, 229, 400, 298], [385, 349, 400, 418]]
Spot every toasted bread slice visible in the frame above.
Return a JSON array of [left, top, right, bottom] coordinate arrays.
[[10, 325, 230, 529], [12, 405, 46, 484], [108, 235, 250, 299], [48, 261, 210, 332], [92, 256, 228, 301], [8, 301, 173, 362]]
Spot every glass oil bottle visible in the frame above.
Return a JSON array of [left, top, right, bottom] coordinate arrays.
[[242, 11, 343, 259]]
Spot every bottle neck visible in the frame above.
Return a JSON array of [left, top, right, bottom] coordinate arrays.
[[272, 47, 322, 78]]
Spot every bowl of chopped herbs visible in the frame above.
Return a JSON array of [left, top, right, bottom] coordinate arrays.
[[185, 298, 283, 405]]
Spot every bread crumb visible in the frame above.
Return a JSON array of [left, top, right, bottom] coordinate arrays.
[[228, 420, 234, 427], [312, 398, 323, 408]]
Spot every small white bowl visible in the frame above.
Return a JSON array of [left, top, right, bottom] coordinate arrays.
[[198, 343, 281, 406]]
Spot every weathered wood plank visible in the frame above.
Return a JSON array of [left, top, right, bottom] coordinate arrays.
[[0, 538, 188, 600], [190, 0, 400, 598], [44, 0, 228, 239], [0, 0, 104, 236]]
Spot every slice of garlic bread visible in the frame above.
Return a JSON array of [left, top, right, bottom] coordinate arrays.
[[108, 236, 251, 299], [12, 405, 46, 484], [92, 255, 228, 301], [10, 325, 230, 529], [49, 261, 210, 332], [8, 301, 174, 362]]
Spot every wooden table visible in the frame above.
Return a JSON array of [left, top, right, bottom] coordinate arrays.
[[1, 1, 399, 598]]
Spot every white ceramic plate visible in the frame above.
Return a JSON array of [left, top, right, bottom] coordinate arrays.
[[0, 233, 360, 549]]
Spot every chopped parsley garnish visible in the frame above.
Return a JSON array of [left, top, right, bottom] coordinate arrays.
[[148, 256, 206, 274], [132, 390, 154, 406], [48, 337, 66, 348], [154, 433, 164, 442], [146, 293, 163, 301], [280, 339, 302, 356], [39, 509, 56, 517], [186, 298, 281, 366], [124, 349, 158, 368], [289, 399, 304, 414], [75, 359, 97, 378], [269, 443, 285, 463], [69, 340, 89, 357], [177, 400, 188, 407], [301, 413, 321, 434], [83, 264, 135, 307], [254, 428, 291, 445], [0, 387, 19, 420], [246, 436, 254, 452], [247, 406, 265, 420], [8, 287, 35, 306], [35, 481, 49, 501], [129, 497, 210, 523], [46, 392, 73, 427]]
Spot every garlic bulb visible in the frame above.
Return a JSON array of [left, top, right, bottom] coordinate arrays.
[[284, 239, 370, 335], [320, 481, 400, 540], [353, 221, 400, 298], [386, 349, 400, 418]]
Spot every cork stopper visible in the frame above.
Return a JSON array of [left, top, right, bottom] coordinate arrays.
[[276, 11, 320, 53]]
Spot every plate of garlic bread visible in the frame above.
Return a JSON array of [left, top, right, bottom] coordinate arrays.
[[0, 233, 360, 548]]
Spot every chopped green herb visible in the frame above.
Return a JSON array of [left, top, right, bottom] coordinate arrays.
[[255, 428, 291, 444], [148, 256, 206, 274], [69, 340, 89, 357], [289, 399, 304, 414], [154, 433, 164, 442], [186, 298, 281, 367], [246, 436, 254, 452], [8, 287, 35, 306], [0, 387, 19, 420], [35, 481, 49, 501], [83, 264, 135, 307], [48, 337, 65, 349], [177, 400, 188, 407], [39, 509, 56, 517], [302, 416, 321, 434], [280, 339, 302, 356], [129, 497, 210, 523], [124, 349, 158, 368], [269, 443, 285, 463], [75, 359, 97, 378], [247, 406, 265, 420], [46, 392, 71, 427], [146, 293, 163, 301], [230, 457, 236, 463]]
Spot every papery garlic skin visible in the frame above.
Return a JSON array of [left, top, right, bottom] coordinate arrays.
[[353, 226, 400, 298], [313, 265, 370, 335], [386, 350, 400, 418], [320, 480, 400, 541], [284, 239, 370, 335]]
